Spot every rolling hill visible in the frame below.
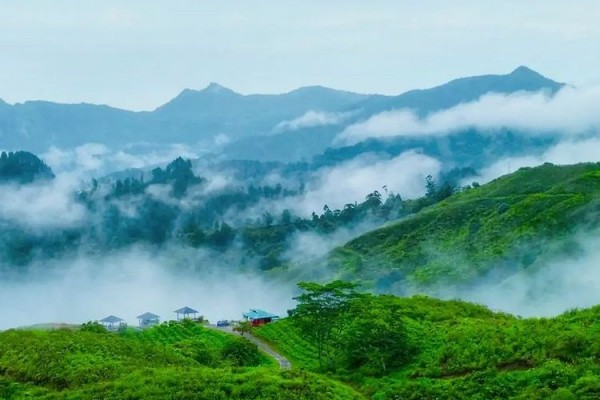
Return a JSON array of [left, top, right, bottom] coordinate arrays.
[[255, 293, 600, 400], [328, 162, 600, 289]]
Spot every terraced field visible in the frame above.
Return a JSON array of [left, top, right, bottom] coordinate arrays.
[[254, 320, 319, 370]]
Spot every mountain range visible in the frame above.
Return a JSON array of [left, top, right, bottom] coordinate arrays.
[[0, 66, 563, 164]]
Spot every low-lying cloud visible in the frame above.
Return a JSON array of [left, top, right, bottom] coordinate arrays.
[[246, 150, 441, 218], [275, 110, 354, 132], [438, 232, 600, 317], [42, 142, 198, 176], [337, 85, 600, 145], [466, 137, 600, 184], [0, 246, 295, 330], [0, 176, 87, 230]]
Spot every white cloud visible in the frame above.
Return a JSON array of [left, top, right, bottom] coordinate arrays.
[[467, 137, 600, 184], [434, 232, 600, 317], [337, 85, 600, 145], [41, 143, 198, 175], [275, 110, 354, 132], [213, 133, 231, 146], [251, 151, 441, 217], [0, 176, 87, 230], [0, 246, 294, 329]]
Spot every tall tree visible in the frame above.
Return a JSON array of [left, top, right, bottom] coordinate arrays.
[[290, 280, 359, 370]]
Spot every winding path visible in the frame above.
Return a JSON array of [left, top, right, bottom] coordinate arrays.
[[209, 324, 291, 369]]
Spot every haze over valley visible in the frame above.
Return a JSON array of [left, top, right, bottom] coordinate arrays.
[[2, 2, 600, 399]]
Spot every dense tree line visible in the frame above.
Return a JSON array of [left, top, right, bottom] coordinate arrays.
[[0, 153, 462, 271], [0, 151, 54, 183]]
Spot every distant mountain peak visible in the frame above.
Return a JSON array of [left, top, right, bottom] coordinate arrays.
[[203, 82, 236, 94], [510, 65, 543, 77]]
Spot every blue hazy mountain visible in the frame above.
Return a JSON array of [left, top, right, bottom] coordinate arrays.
[[219, 66, 564, 161], [352, 65, 562, 118], [0, 66, 562, 162]]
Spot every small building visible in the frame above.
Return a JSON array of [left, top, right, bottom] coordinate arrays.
[[99, 315, 125, 331], [243, 309, 279, 327], [137, 312, 160, 328], [174, 306, 199, 321]]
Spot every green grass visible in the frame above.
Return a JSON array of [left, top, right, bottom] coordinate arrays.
[[0, 321, 363, 399], [255, 320, 320, 370], [329, 162, 600, 287], [253, 294, 600, 399]]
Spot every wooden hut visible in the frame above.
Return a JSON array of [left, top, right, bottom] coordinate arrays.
[[137, 312, 160, 328], [243, 309, 279, 327], [99, 315, 125, 330], [174, 306, 198, 321]]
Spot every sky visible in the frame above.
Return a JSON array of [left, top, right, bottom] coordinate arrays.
[[1, 1, 599, 110]]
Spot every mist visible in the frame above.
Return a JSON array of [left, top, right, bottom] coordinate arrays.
[[0, 245, 295, 330], [465, 137, 600, 184], [250, 151, 441, 218], [337, 85, 600, 145], [274, 110, 355, 132], [41, 142, 199, 176]]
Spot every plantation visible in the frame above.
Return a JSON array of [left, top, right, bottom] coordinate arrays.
[[329, 162, 600, 288], [256, 291, 600, 399], [0, 321, 363, 399]]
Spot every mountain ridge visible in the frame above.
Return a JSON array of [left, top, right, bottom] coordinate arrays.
[[0, 66, 563, 159]]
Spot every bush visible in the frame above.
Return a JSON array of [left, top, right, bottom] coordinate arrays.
[[221, 338, 261, 367]]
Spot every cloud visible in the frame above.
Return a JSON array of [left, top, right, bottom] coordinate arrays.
[[213, 133, 231, 147], [42, 143, 199, 175], [466, 137, 600, 184], [274, 110, 354, 132], [434, 231, 600, 317], [337, 85, 600, 145], [0, 176, 87, 230], [247, 151, 441, 217], [0, 246, 295, 330]]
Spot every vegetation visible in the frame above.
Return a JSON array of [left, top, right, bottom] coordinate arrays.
[[0, 320, 363, 399], [7, 281, 600, 399], [256, 285, 600, 399], [0, 151, 460, 270], [330, 162, 600, 288], [0, 151, 54, 183]]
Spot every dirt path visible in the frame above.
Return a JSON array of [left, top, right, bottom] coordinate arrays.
[[209, 324, 291, 369]]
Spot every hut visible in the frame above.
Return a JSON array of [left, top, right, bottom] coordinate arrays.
[[174, 306, 199, 321], [99, 315, 125, 331], [243, 309, 279, 327], [137, 312, 160, 328]]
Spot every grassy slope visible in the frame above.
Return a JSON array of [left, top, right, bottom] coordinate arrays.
[[330, 162, 600, 286], [0, 322, 363, 400], [255, 296, 600, 400]]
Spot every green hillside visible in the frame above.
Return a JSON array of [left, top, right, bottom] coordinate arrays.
[[329, 162, 600, 287], [256, 293, 600, 400], [0, 321, 362, 400]]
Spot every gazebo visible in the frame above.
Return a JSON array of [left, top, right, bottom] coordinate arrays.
[[99, 315, 125, 330], [174, 306, 198, 321], [137, 312, 160, 328]]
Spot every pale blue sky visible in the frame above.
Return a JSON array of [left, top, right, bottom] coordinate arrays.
[[1, 0, 599, 110]]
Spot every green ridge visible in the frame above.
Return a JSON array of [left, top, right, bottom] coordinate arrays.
[[329, 163, 600, 287]]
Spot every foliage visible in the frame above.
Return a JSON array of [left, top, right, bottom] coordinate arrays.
[[0, 151, 54, 184], [234, 320, 253, 336], [0, 321, 363, 399], [340, 295, 414, 375], [330, 162, 600, 287], [290, 280, 360, 370], [257, 290, 600, 399]]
